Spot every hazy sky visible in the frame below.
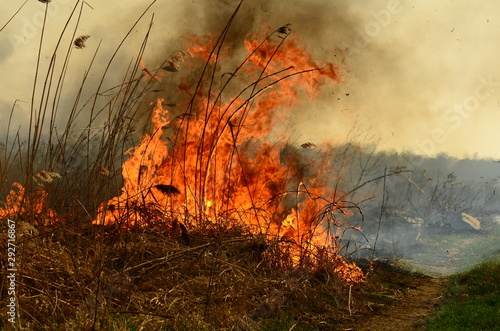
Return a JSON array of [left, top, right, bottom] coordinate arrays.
[[2, 0, 500, 160]]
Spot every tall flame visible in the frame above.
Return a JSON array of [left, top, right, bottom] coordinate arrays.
[[94, 30, 363, 283]]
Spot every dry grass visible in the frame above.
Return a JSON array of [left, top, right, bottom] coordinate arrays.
[[0, 219, 363, 330], [74, 35, 91, 49]]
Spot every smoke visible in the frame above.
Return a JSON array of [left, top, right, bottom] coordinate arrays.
[[199, 0, 500, 160], [180, 0, 500, 160], [2, 0, 500, 155], [325, 1, 500, 160]]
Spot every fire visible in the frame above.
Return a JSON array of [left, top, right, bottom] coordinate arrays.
[[140, 58, 160, 82], [0, 182, 26, 219], [0, 182, 57, 226], [93, 28, 364, 283], [186, 34, 229, 62]]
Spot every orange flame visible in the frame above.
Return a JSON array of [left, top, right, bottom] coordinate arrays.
[[140, 58, 160, 82], [95, 31, 363, 283], [0, 182, 57, 225]]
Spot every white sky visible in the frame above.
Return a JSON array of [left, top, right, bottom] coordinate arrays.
[[2, 0, 500, 160]]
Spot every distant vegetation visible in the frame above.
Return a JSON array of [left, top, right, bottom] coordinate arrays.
[[298, 142, 500, 265]]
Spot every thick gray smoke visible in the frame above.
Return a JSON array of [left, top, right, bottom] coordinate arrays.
[[3, 0, 500, 159]]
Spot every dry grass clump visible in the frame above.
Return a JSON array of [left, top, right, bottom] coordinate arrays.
[[74, 35, 91, 49], [0, 217, 365, 330]]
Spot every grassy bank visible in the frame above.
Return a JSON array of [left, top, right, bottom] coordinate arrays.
[[427, 258, 500, 331]]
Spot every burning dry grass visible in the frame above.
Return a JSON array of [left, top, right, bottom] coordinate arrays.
[[0, 1, 373, 328], [0, 220, 364, 329], [86, 12, 364, 284]]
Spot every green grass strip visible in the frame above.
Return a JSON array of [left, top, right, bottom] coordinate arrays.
[[427, 261, 500, 331]]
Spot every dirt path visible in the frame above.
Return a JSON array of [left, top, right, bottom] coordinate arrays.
[[341, 277, 447, 331]]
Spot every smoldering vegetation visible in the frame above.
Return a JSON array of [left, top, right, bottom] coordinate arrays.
[[243, 139, 500, 275], [296, 142, 500, 275]]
